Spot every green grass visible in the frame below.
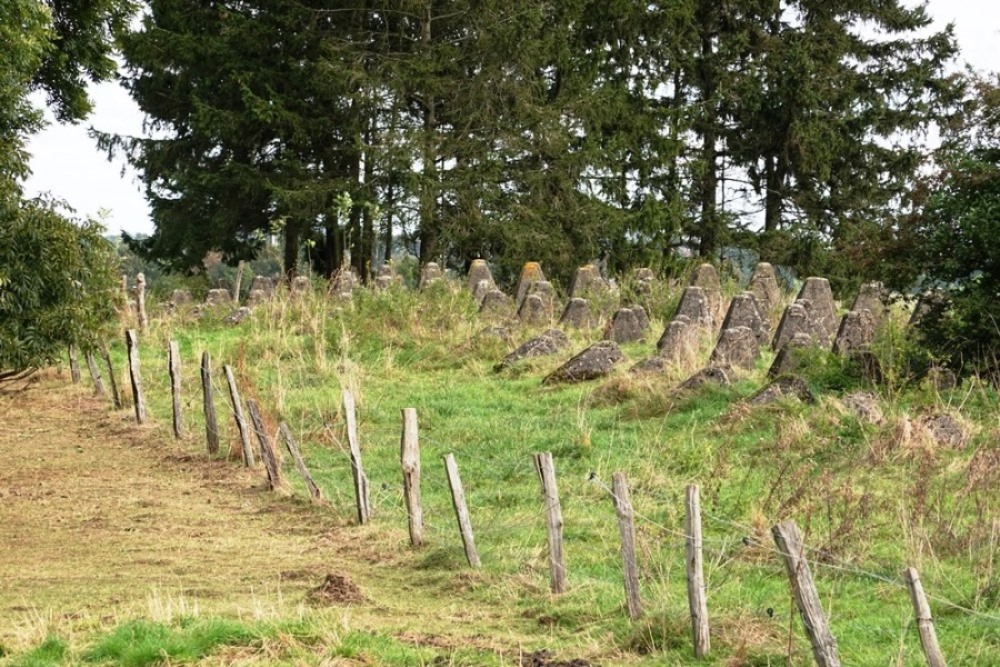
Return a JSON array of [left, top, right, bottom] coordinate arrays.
[[69, 280, 1000, 664]]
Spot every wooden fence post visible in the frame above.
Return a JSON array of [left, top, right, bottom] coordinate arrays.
[[168, 341, 184, 439], [905, 567, 946, 667], [533, 452, 566, 594], [135, 272, 149, 334], [200, 352, 220, 455], [685, 484, 710, 658], [125, 330, 146, 424], [278, 422, 323, 500], [85, 351, 104, 396], [772, 520, 841, 667], [444, 453, 480, 568], [100, 344, 122, 410], [342, 389, 371, 524], [223, 364, 255, 467], [612, 472, 643, 619], [68, 345, 81, 383], [232, 260, 245, 304], [246, 399, 282, 491], [401, 408, 423, 547]]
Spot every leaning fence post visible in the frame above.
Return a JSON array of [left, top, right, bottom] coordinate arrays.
[[223, 365, 254, 467], [125, 330, 146, 424], [685, 484, 710, 658], [342, 389, 371, 524], [100, 344, 122, 410], [772, 520, 841, 667], [200, 352, 220, 455], [400, 408, 423, 547], [246, 399, 282, 491], [612, 472, 643, 619], [135, 272, 149, 333], [444, 453, 480, 568], [905, 567, 946, 667], [278, 422, 323, 501], [85, 351, 105, 396], [232, 260, 245, 304], [533, 452, 566, 594], [168, 341, 184, 439], [68, 345, 81, 383]]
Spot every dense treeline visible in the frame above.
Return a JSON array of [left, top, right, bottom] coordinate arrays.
[[103, 1, 961, 288], [1, 0, 132, 378]]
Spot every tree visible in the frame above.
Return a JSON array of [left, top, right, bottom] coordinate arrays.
[[886, 74, 1000, 380], [0, 0, 132, 379]]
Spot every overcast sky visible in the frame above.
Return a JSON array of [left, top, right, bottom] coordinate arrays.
[[23, 0, 1000, 237]]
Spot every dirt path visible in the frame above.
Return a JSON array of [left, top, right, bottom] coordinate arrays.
[[0, 372, 353, 622]]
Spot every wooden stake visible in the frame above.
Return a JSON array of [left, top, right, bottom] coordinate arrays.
[[772, 520, 841, 667], [612, 471, 643, 619], [246, 399, 282, 491], [278, 422, 323, 500], [135, 272, 149, 333], [125, 330, 146, 424], [232, 260, 245, 304], [200, 351, 220, 455], [400, 408, 423, 547], [905, 567, 946, 667], [168, 341, 184, 439], [68, 345, 81, 383], [85, 351, 105, 396], [444, 453, 480, 568], [342, 389, 370, 524], [100, 344, 122, 409], [685, 484, 710, 658], [223, 364, 255, 467], [533, 452, 566, 594]]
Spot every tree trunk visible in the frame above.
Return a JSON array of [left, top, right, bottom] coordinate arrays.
[[419, 5, 439, 264], [283, 221, 300, 281]]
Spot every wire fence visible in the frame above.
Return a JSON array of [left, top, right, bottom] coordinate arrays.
[[91, 331, 1000, 665]]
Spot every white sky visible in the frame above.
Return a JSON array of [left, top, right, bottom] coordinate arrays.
[[23, 0, 1000, 237]]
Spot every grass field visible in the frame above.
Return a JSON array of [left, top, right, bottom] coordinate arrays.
[[2, 278, 999, 665]]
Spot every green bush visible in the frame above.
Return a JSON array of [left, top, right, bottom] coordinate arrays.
[[0, 200, 120, 378]]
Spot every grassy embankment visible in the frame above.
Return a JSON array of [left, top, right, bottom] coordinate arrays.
[[3, 275, 999, 665]]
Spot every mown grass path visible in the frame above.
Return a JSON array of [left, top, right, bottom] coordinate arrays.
[[0, 371, 340, 619]]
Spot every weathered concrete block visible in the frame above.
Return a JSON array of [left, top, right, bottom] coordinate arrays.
[[480, 289, 514, 319], [544, 341, 625, 384], [205, 288, 232, 306], [497, 329, 569, 370], [690, 263, 724, 320], [768, 332, 814, 377], [603, 307, 647, 343], [796, 277, 838, 343], [851, 282, 887, 324], [749, 376, 815, 405], [678, 366, 730, 391], [832, 309, 876, 356], [559, 298, 593, 329], [169, 289, 193, 307], [720, 293, 769, 346], [674, 286, 715, 330], [747, 262, 782, 315], [467, 259, 496, 293], [224, 306, 253, 325], [246, 289, 269, 307], [518, 293, 550, 326], [656, 318, 695, 362], [772, 301, 816, 350], [419, 262, 444, 289], [250, 275, 276, 295], [515, 262, 546, 308], [569, 264, 606, 299], [709, 326, 760, 370]]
